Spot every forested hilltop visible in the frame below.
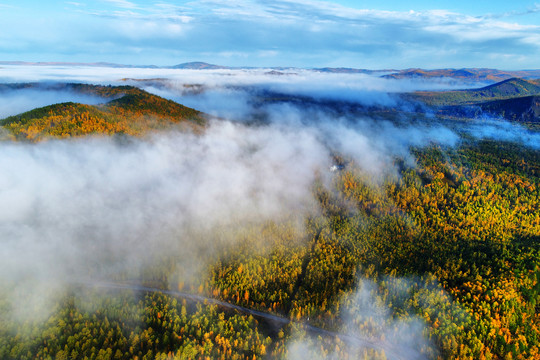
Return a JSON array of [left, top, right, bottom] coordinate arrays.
[[0, 81, 539, 359], [0, 83, 206, 141], [405, 78, 540, 127]]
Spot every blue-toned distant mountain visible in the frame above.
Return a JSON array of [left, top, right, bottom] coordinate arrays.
[[169, 62, 232, 70], [3, 62, 539, 83]]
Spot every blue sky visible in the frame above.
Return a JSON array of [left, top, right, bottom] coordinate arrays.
[[0, 0, 539, 69]]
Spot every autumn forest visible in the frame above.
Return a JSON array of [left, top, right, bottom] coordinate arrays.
[[0, 75, 539, 360]]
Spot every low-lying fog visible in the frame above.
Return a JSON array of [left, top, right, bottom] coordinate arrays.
[[0, 65, 534, 359]]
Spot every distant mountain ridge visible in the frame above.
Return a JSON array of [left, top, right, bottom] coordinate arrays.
[[2, 62, 539, 82], [170, 62, 232, 70], [384, 68, 540, 82]]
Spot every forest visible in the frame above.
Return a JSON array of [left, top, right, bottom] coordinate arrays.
[[0, 80, 539, 359]]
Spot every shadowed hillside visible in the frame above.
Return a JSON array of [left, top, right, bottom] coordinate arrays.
[[478, 95, 540, 123], [407, 78, 540, 107]]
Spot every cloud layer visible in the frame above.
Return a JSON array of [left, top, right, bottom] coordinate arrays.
[[0, 124, 328, 319], [0, 68, 469, 321], [1, 67, 537, 326], [0, 88, 106, 119], [286, 277, 439, 360]]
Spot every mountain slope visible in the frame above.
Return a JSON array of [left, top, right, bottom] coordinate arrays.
[[473, 78, 540, 98], [409, 78, 540, 106], [1, 84, 207, 141], [479, 95, 540, 123]]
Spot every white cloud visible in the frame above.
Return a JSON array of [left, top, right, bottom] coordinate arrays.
[[66, 2, 86, 7], [1, 0, 540, 68], [0, 121, 328, 320], [285, 276, 462, 360], [0, 88, 106, 119], [101, 0, 137, 9], [114, 19, 185, 40]]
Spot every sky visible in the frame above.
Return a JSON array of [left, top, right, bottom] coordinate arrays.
[[0, 0, 539, 69]]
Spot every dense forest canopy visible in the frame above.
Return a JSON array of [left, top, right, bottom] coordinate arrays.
[[0, 76, 538, 359]]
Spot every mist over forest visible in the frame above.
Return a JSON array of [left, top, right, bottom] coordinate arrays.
[[0, 65, 539, 360]]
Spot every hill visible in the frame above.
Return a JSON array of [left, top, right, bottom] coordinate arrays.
[[384, 68, 477, 80], [436, 95, 540, 124], [408, 78, 540, 107], [473, 78, 540, 98], [170, 62, 231, 70], [384, 68, 540, 82], [0, 84, 207, 141], [479, 95, 540, 123]]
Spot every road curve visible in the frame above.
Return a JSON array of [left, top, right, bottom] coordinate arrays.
[[81, 281, 426, 360]]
